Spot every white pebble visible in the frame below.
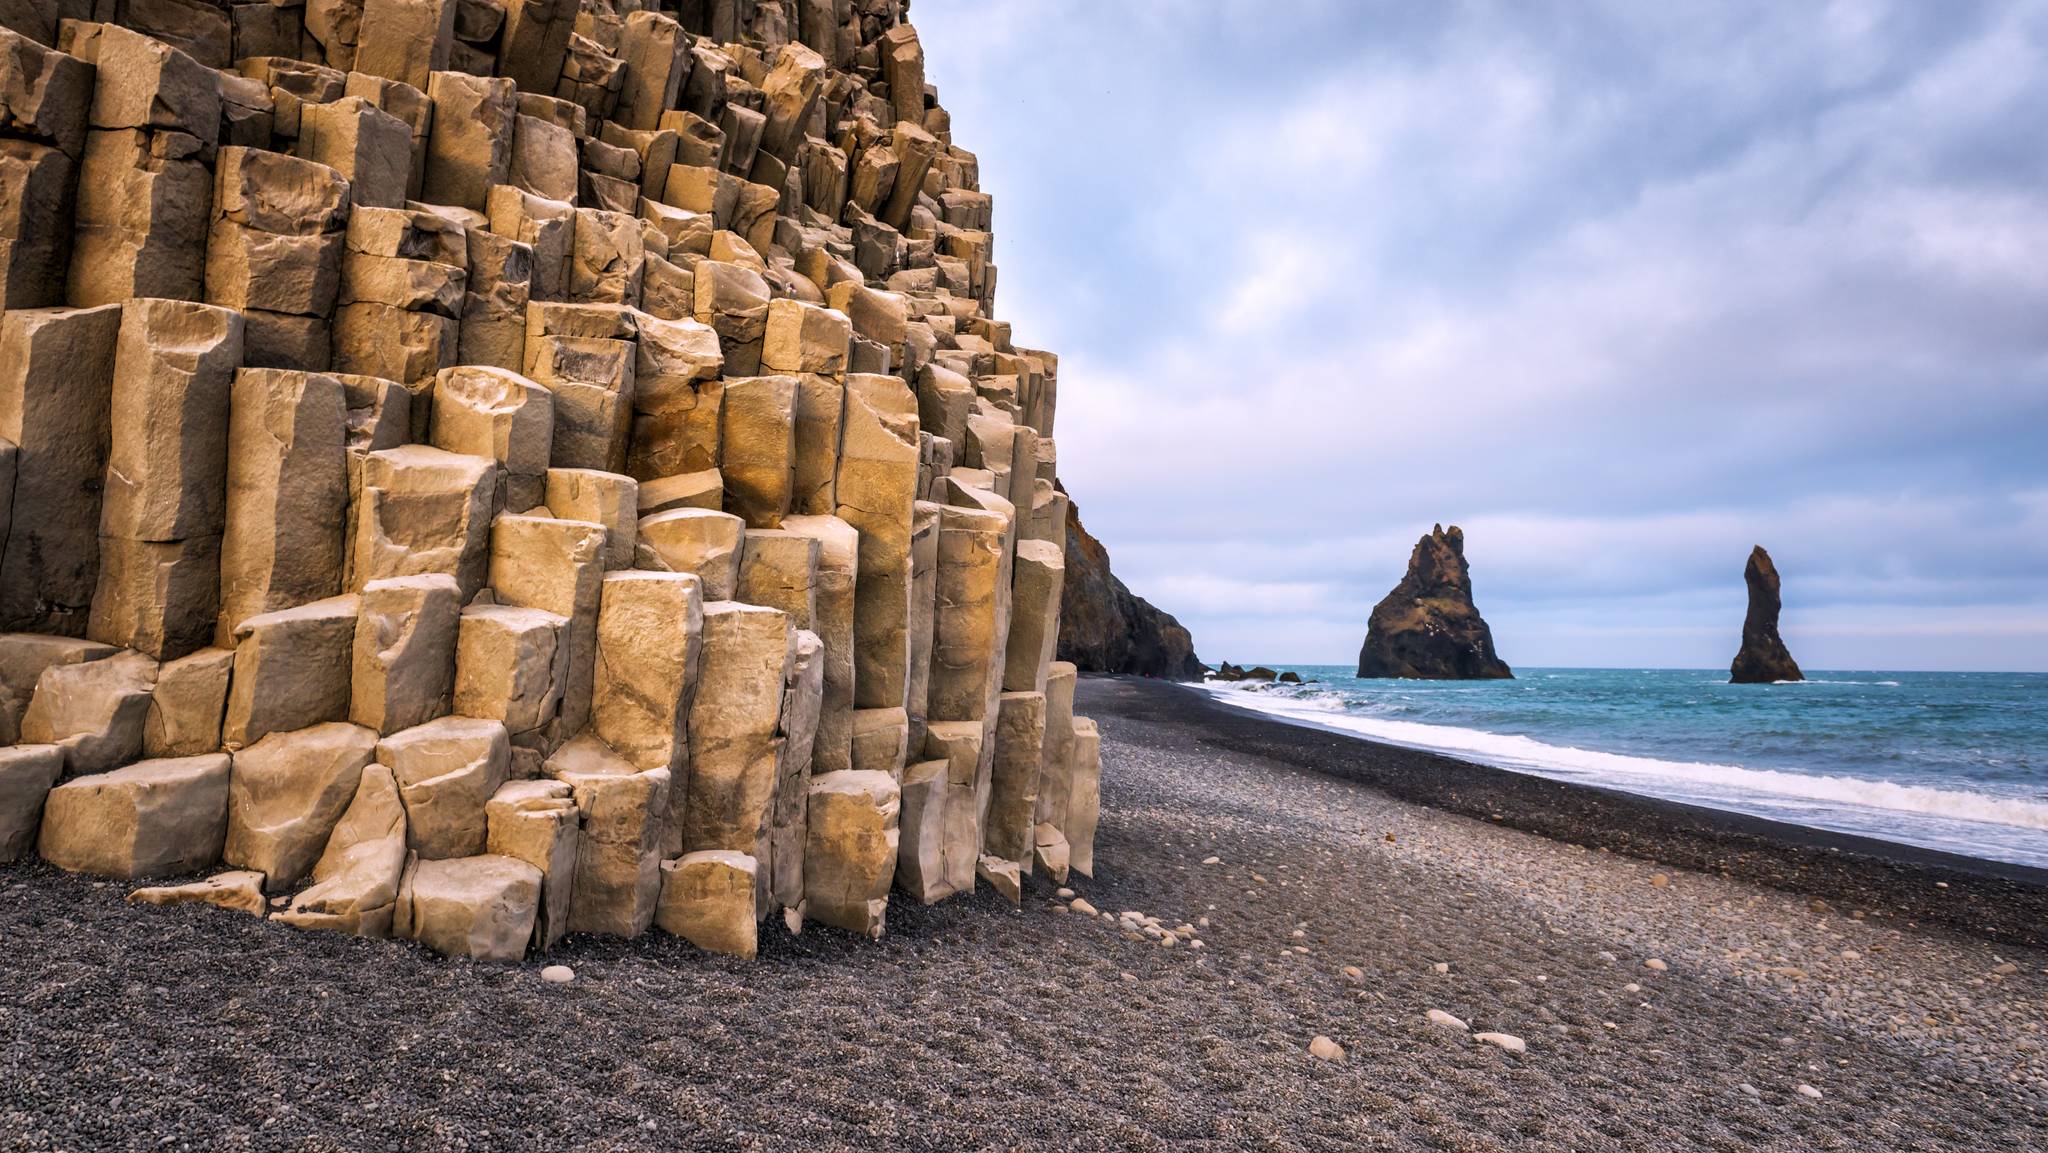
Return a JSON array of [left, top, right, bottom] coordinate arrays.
[[1797, 1084, 1823, 1100], [540, 965, 575, 984], [1475, 1032, 1526, 1054], [1427, 1009, 1469, 1031], [1432, 962, 1450, 975]]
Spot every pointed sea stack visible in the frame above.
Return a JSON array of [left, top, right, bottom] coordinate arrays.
[[1730, 546, 1803, 684], [1357, 526, 1512, 680]]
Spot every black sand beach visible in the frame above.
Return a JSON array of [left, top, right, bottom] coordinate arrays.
[[4, 674, 2044, 1151]]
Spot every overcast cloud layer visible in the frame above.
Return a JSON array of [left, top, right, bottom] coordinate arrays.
[[913, 0, 2048, 671]]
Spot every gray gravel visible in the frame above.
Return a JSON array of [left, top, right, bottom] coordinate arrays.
[[3, 675, 2043, 1151]]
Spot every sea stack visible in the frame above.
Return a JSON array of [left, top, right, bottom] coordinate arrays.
[[1357, 526, 1512, 680], [1730, 546, 1803, 684]]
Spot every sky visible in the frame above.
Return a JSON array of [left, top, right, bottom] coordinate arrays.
[[911, 0, 2048, 672]]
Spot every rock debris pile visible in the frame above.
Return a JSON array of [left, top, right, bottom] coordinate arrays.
[[0, 0, 1100, 960]]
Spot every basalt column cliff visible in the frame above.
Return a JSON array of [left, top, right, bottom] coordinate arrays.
[[0, 0, 1100, 960]]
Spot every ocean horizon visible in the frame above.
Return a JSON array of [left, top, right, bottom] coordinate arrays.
[[1196, 666, 2048, 869]]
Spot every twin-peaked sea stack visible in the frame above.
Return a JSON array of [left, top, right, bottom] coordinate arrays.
[[1730, 546, 1803, 684], [1357, 525, 1512, 680], [0, 3, 1102, 961]]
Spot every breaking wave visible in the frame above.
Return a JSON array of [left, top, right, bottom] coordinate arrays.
[[1194, 676, 2048, 867]]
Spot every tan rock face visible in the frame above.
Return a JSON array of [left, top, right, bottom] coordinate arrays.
[[803, 769, 899, 939], [351, 446, 499, 599], [487, 512, 605, 740], [350, 574, 462, 736], [790, 374, 844, 516], [1036, 662, 1078, 832], [636, 468, 723, 515], [39, 753, 231, 879], [1003, 539, 1065, 694], [225, 721, 378, 890], [216, 369, 349, 645], [223, 595, 358, 750], [837, 378, 921, 712], [429, 365, 554, 510], [1067, 717, 1102, 879], [20, 649, 157, 774], [591, 570, 702, 773], [544, 468, 639, 569], [683, 601, 790, 860], [767, 629, 824, 915], [422, 69, 514, 209], [719, 374, 796, 528], [635, 507, 744, 600], [98, 298, 244, 546], [376, 715, 511, 859], [926, 503, 1007, 724], [128, 869, 268, 917], [0, 743, 64, 862], [400, 853, 542, 961], [453, 603, 566, 739], [0, 637, 115, 747], [86, 534, 222, 663], [922, 719, 986, 900], [850, 706, 908, 779], [299, 96, 413, 209], [780, 514, 858, 776], [736, 528, 818, 631], [544, 733, 668, 936], [275, 763, 410, 936], [984, 691, 1045, 874], [0, 305, 121, 636], [656, 849, 757, 957], [894, 758, 949, 904], [484, 778, 579, 950]]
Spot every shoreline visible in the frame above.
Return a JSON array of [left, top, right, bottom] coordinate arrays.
[[1097, 675, 2048, 949]]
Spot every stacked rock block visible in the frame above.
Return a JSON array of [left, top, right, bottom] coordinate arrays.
[[0, 0, 1100, 961]]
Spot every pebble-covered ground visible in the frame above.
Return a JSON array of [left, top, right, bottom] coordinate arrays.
[[3, 676, 2043, 1152]]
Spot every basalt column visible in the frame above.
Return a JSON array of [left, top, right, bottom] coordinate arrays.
[[0, 2, 1104, 959]]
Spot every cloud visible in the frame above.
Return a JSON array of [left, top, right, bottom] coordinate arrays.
[[914, 0, 2048, 670]]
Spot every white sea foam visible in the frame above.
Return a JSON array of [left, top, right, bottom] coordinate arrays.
[[1193, 679, 2048, 865]]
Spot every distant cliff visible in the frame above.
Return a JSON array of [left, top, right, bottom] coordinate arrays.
[[1058, 499, 1205, 680], [1357, 525, 1512, 680], [1730, 546, 1803, 684]]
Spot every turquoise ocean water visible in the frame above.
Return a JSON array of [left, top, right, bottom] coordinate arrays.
[[1195, 667, 2048, 869]]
